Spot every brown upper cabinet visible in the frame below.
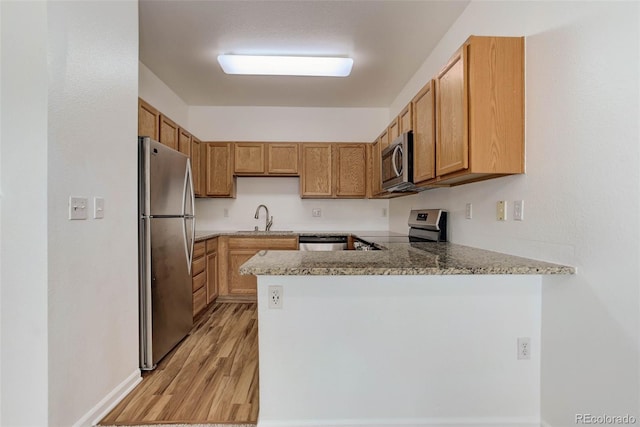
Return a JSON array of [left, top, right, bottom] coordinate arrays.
[[399, 103, 413, 133], [300, 144, 333, 198], [267, 143, 298, 175], [388, 118, 399, 144], [138, 98, 159, 139], [300, 143, 367, 199], [379, 128, 390, 152], [192, 137, 202, 197], [159, 114, 179, 151], [334, 144, 367, 198], [178, 128, 192, 157], [233, 142, 299, 176], [412, 80, 436, 184], [234, 142, 265, 174], [435, 36, 524, 185], [204, 142, 235, 198]]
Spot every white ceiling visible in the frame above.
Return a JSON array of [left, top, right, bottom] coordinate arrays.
[[139, 0, 470, 108]]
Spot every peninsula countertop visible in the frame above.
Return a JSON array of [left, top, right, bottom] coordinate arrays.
[[195, 230, 574, 275]]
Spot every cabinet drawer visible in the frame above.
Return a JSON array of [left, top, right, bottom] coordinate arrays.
[[193, 287, 206, 317], [192, 270, 206, 292], [192, 256, 206, 276], [194, 241, 206, 259], [228, 237, 298, 250], [206, 238, 217, 254]]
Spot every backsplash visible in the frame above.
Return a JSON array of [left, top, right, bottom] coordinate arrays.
[[195, 177, 389, 231]]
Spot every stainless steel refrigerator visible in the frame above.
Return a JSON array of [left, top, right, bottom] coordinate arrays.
[[139, 137, 195, 370]]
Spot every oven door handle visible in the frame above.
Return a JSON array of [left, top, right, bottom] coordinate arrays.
[[391, 145, 403, 177]]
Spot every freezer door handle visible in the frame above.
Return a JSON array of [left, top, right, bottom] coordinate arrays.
[[182, 160, 195, 274]]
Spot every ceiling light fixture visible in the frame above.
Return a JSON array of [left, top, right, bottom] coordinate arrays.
[[217, 55, 353, 77]]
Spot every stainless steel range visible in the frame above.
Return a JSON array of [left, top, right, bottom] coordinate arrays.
[[407, 209, 447, 242]]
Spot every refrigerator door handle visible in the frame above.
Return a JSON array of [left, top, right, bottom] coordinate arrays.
[[182, 160, 195, 274]]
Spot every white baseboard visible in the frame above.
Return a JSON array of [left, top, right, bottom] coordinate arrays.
[[258, 417, 541, 427], [72, 369, 142, 427]]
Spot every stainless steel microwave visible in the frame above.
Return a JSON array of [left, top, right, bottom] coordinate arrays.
[[381, 131, 416, 192]]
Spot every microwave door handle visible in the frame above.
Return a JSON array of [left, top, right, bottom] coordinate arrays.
[[391, 145, 402, 177]]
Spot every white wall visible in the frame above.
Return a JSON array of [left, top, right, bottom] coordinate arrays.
[[0, 2, 49, 425], [2, 1, 140, 426], [258, 274, 542, 427], [190, 105, 391, 231], [197, 177, 389, 231], [139, 61, 189, 127], [46, 2, 140, 426], [388, 2, 640, 426]]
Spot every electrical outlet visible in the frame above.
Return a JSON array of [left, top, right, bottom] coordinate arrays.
[[465, 203, 472, 219], [514, 200, 524, 221], [517, 337, 531, 360], [268, 285, 283, 309], [223, 208, 229, 218], [382, 208, 387, 217], [312, 208, 322, 218], [496, 201, 507, 221]]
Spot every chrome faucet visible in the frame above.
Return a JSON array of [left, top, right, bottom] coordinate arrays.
[[254, 204, 273, 231]]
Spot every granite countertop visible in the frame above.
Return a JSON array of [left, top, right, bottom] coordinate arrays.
[[195, 229, 575, 275], [194, 230, 407, 242], [239, 241, 575, 276]]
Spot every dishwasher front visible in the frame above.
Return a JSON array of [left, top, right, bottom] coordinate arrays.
[[298, 235, 348, 251]]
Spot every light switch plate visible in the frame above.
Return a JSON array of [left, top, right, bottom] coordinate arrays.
[[69, 196, 88, 220], [94, 197, 105, 219]]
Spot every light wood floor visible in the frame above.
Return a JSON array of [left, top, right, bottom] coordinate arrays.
[[100, 303, 259, 425]]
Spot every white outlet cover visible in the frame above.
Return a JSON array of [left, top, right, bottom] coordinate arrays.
[[312, 208, 322, 217], [514, 200, 524, 221], [268, 285, 283, 309], [465, 203, 472, 219]]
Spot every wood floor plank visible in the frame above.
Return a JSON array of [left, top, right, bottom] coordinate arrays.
[[99, 302, 258, 426]]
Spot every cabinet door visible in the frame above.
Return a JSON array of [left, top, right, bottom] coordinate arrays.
[[436, 46, 468, 176], [228, 249, 259, 295], [206, 238, 218, 303], [412, 80, 436, 183], [268, 143, 298, 175], [399, 103, 413, 133], [300, 144, 332, 198], [378, 128, 390, 151], [371, 140, 383, 196], [192, 138, 202, 196], [138, 99, 159, 139], [205, 143, 235, 197], [335, 144, 366, 198], [234, 142, 265, 174], [159, 114, 179, 150], [178, 128, 192, 156], [206, 251, 218, 303], [388, 117, 399, 143]]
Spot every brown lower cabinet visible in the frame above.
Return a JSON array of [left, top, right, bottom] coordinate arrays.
[[192, 241, 207, 318], [217, 236, 298, 302]]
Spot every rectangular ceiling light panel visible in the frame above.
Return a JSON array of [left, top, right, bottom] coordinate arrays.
[[217, 55, 353, 77]]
